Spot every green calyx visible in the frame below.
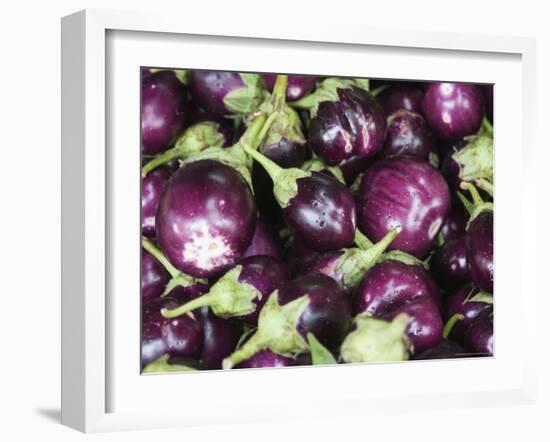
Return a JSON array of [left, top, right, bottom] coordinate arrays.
[[443, 290, 493, 338], [308, 333, 337, 365], [142, 355, 196, 374], [161, 265, 260, 319], [291, 77, 356, 117], [354, 229, 374, 249], [223, 73, 266, 115], [452, 132, 493, 184], [242, 143, 310, 208], [340, 314, 412, 363], [459, 181, 494, 227], [337, 228, 399, 287], [302, 157, 345, 184], [222, 291, 310, 369], [142, 122, 226, 177], [141, 237, 206, 296], [381, 250, 429, 270]]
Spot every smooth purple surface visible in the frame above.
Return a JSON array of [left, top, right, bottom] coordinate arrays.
[[242, 217, 283, 259], [141, 167, 171, 238], [482, 84, 494, 123], [260, 137, 307, 169], [309, 87, 387, 166], [378, 84, 424, 116], [141, 71, 189, 155], [413, 339, 468, 360], [198, 308, 242, 369], [237, 255, 290, 324], [357, 155, 451, 257], [302, 251, 348, 292], [439, 207, 467, 242], [236, 349, 293, 369], [261, 74, 318, 101], [189, 71, 245, 115], [141, 248, 169, 304], [141, 297, 203, 367], [340, 155, 376, 185], [464, 307, 493, 356], [156, 160, 257, 278], [422, 82, 484, 141], [466, 211, 494, 293], [278, 274, 352, 351], [354, 260, 443, 354], [431, 237, 469, 291], [283, 172, 356, 252], [285, 236, 322, 276], [382, 110, 434, 160], [444, 284, 493, 343]]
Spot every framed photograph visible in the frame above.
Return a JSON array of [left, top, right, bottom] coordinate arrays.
[[61, 9, 537, 433]]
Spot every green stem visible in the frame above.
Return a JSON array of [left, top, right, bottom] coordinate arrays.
[[475, 178, 494, 197], [436, 231, 445, 247], [370, 85, 388, 97], [456, 191, 475, 216], [222, 332, 268, 369], [443, 313, 464, 339], [460, 181, 484, 206], [254, 112, 279, 150], [242, 142, 284, 182], [238, 113, 268, 152], [354, 229, 374, 250], [142, 146, 181, 177], [161, 293, 216, 319], [482, 117, 493, 134], [271, 75, 288, 111], [141, 237, 180, 279]]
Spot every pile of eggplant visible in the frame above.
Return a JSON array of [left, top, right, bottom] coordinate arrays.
[[141, 69, 494, 372]]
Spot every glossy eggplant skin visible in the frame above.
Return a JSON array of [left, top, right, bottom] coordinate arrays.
[[444, 284, 493, 344], [156, 160, 257, 278], [377, 84, 425, 116], [198, 308, 242, 369], [439, 207, 467, 242], [188, 71, 245, 115], [422, 82, 484, 141], [141, 71, 189, 155], [261, 74, 319, 102], [236, 349, 293, 369], [141, 248, 169, 304], [236, 255, 291, 324], [431, 237, 469, 291], [482, 84, 494, 123], [285, 236, 322, 276], [357, 155, 451, 258], [141, 297, 203, 367], [413, 339, 468, 360], [278, 274, 352, 351], [302, 251, 347, 291], [464, 307, 493, 356], [309, 87, 387, 166], [354, 260, 443, 354], [382, 110, 434, 160], [466, 211, 494, 293], [242, 217, 283, 259], [141, 167, 170, 238], [283, 172, 356, 252]]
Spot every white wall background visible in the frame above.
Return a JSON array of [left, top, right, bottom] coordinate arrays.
[[0, 0, 547, 440]]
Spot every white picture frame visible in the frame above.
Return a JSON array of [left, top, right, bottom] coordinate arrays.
[[61, 9, 538, 433]]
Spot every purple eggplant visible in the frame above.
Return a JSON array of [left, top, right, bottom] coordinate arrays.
[[242, 217, 283, 259], [223, 274, 352, 368], [439, 206, 467, 242], [413, 339, 468, 360], [381, 110, 434, 160], [244, 146, 356, 252], [482, 84, 494, 123], [464, 307, 493, 356], [377, 84, 424, 116], [161, 255, 290, 324], [261, 74, 318, 102], [354, 260, 443, 354], [189, 71, 265, 115], [141, 247, 169, 304], [422, 82, 484, 141], [141, 296, 203, 368], [443, 284, 493, 344], [306, 83, 387, 166], [236, 349, 293, 369], [141, 167, 170, 237], [156, 159, 257, 278], [430, 236, 469, 291], [285, 236, 322, 275], [141, 71, 190, 155], [356, 155, 451, 258]]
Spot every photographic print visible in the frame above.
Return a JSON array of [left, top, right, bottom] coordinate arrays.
[[140, 70, 494, 373]]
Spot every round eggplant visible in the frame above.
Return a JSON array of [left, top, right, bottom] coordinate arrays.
[[430, 236, 469, 291], [236, 349, 294, 369], [377, 84, 424, 116], [464, 307, 493, 356], [381, 110, 434, 160], [439, 206, 467, 242], [261, 74, 319, 102], [141, 167, 170, 237], [466, 210, 494, 293], [141, 247, 169, 304], [242, 217, 283, 259]]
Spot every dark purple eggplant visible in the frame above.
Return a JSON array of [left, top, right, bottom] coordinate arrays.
[[439, 206, 467, 242], [430, 236, 469, 291], [443, 284, 493, 344], [141, 167, 170, 237], [354, 260, 443, 354], [242, 217, 283, 259], [377, 84, 424, 116], [285, 236, 322, 275], [422, 82, 484, 141], [156, 159, 257, 278], [161, 255, 290, 324], [141, 71, 190, 155], [223, 274, 352, 368], [356, 155, 451, 258], [244, 146, 356, 252], [413, 339, 469, 360], [189, 71, 265, 115], [261, 74, 318, 101], [464, 307, 493, 356], [482, 84, 494, 123], [141, 297, 203, 368], [141, 247, 169, 303], [381, 110, 434, 160], [236, 349, 293, 369]]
